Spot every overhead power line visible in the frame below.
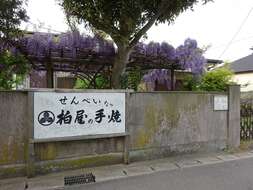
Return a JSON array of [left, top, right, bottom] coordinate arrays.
[[26, 21, 65, 33], [209, 35, 253, 50], [218, 6, 253, 58]]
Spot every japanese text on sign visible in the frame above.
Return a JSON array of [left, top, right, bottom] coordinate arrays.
[[34, 92, 125, 139]]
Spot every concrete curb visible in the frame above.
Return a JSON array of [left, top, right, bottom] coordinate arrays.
[[1, 151, 253, 190]]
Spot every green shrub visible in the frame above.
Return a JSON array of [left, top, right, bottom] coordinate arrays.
[[0, 51, 29, 90], [120, 69, 142, 91], [74, 74, 110, 89], [198, 68, 234, 92], [182, 75, 199, 91]]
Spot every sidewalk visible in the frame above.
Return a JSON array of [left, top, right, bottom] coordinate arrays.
[[1, 151, 253, 190]]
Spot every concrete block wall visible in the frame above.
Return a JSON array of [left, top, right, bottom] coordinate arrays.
[[127, 92, 228, 160], [0, 91, 28, 165], [0, 86, 240, 178]]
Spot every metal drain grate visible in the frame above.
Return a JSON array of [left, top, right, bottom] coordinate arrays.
[[64, 173, 96, 186]]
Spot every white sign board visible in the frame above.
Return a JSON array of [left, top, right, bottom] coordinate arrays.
[[214, 95, 228, 111], [34, 92, 125, 139]]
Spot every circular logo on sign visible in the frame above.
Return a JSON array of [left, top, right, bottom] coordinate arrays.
[[38, 111, 55, 126]]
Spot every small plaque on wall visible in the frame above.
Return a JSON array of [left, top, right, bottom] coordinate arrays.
[[214, 95, 228, 111]]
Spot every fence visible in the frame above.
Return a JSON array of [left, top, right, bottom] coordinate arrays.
[[240, 99, 253, 140], [0, 85, 240, 178]]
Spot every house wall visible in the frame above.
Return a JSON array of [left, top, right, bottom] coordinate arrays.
[[232, 73, 253, 92]]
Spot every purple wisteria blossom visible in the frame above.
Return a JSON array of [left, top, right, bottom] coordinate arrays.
[[132, 41, 176, 60], [176, 38, 206, 74], [18, 31, 115, 58], [143, 69, 171, 90], [0, 31, 205, 91], [142, 38, 206, 90]]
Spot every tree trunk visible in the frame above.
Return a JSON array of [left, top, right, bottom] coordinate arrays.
[[111, 45, 130, 89]]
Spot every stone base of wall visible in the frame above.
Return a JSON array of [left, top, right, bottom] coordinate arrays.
[[0, 153, 123, 179], [0, 163, 26, 179], [35, 153, 123, 175], [130, 140, 227, 162], [0, 140, 226, 179]]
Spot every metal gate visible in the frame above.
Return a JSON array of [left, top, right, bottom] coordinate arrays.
[[240, 99, 253, 140]]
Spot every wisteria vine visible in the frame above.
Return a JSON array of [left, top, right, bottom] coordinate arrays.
[[0, 31, 206, 90], [142, 38, 206, 90]]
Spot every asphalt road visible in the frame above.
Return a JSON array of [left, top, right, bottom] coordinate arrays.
[[65, 157, 253, 190]]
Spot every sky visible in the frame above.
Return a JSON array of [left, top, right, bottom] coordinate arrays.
[[23, 0, 253, 62]]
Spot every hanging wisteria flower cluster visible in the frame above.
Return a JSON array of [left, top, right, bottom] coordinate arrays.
[[132, 41, 176, 60], [1, 32, 204, 72], [142, 38, 206, 89], [0, 31, 206, 90], [18, 30, 116, 58], [142, 69, 171, 90], [176, 38, 206, 74]]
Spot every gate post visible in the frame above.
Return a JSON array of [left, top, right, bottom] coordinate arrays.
[[228, 85, 240, 149], [26, 91, 35, 178]]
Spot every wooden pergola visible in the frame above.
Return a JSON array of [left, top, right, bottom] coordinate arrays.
[[27, 48, 181, 89]]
